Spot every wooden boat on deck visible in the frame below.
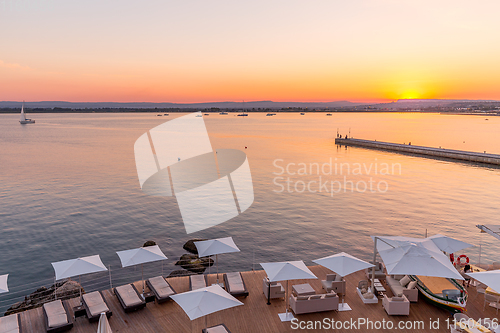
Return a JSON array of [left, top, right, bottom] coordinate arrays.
[[411, 275, 467, 313]]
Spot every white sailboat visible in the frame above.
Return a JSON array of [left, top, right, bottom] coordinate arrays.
[[19, 102, 35, 124]]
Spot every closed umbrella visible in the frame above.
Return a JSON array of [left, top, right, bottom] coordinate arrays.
[[313, 252, 374, 311], [97, 312, 112, 333], [170, 284, 243, 330], [116, 245, 168, 294], [51, 255, 108, 301], [0, 274, 8, 294], [260, 261, 317, 322], [195, 237, 240, 284]]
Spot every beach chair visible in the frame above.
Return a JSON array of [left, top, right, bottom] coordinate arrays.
[[223, 272, 248, 298], [201, 323, 232, 333], [321, 274, 346, 295], [114, 284, 146, 313], [146, 276, 176, 303], [189, 275, 208, 291], [484, 293, 500, 314], [42, 299, 73, 333], [82, 291, 112, 322], [0, 313, 22, 333]]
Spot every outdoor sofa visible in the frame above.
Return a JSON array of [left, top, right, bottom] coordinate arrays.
[[321, 274, 346, 295], [223, 272, 249, 298], [114, 284, 146, 313], [356, 280, 378, 304], [146, 276, 176, 303], [82, 291, 112, 322], [262, 277, 285, 299], [289, 292, 339, 315], [385, 275, 419, 302], [202, 323, 232, 333], [382, 294, 410, 315], [189, 274, 208, 290], [0, 313, 23, 333], [42, 299, 73, 333]]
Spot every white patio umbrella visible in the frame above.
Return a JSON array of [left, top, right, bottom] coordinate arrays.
[[371, 236, 464, 288], [313, 252, 374, 311], [97, 312, 112, 333], [170, 284, 243, 330], [467, 269, 500, 293], [51, 255, 108, 301], [195, 237, 240, 284], [0, 274, 9, 294], [260, 260, 317, 322], [116, 245, 168, 294], [428, 234, 474, 253]]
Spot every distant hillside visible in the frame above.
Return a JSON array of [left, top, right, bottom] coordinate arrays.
[[0, 100, 365, 109]]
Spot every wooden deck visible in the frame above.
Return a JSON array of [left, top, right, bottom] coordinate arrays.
[[16, 266, 500, 333]]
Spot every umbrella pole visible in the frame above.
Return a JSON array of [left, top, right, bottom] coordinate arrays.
[[371, 237, 377, 292], [285, 280, 289, 317], [142, 263, 145, 295], [54, 277, 57, 300], [108, 265, 112, 290], [267, 279, 271, 305], [216, 254, 219, 284], [79, 275, 82, 305]]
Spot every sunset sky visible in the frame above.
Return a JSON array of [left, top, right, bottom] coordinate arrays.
[[1, 0, 500, 103]]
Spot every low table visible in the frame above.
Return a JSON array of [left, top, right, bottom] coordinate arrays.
[[143, 291, 155, 303], [73, 305, 86, 319], [292, 283, 315, 296]]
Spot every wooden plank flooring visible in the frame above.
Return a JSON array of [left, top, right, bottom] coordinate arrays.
[[16, 266, 500, 332]]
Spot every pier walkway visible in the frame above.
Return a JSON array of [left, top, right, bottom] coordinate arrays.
[[335, 138, 500, 165]]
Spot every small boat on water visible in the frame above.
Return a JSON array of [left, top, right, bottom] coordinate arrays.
[[195, 114, 203, 117], [326, 113, 332, 116], [237, 113, 248, 117], [157, 114, 162, 116], [164, 113, 169, 116], [410, 275, 467, 313], [204, 113, 210, 116], [219, 112, 228, 115], [19, 102, 35, 124], [266, 113, 276, 116], [300, 112, 305, 115]]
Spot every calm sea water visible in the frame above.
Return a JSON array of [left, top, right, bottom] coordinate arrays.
[[1, 112, 499, 313]]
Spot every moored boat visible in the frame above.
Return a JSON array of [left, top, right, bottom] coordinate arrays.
[[411, 275, 467, 313], [19, 102, 35, 124]]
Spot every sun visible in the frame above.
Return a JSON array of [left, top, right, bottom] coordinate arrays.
[[400, 90, 421, 100]]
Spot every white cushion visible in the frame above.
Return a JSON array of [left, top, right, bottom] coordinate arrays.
[[43, 300, 68, 328], [82, 291, 109, 317], [226, 273, 245, 293], [149, 276, 174, 298], [407, 281, 418, 290], [0, 314, 19, 333], [400, 275, 411, 287], [190, 275, 206, 290], [116, 284, 142, 307]]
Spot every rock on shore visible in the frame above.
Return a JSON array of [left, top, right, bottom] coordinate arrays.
[[182, 239, 207, 255], [5, 279, 83, 316]]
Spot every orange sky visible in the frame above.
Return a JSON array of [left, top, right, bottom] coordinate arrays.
[[1, 0, 500, 103]]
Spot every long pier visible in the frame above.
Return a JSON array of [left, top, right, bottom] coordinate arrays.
[[335, 138, 500, 165]]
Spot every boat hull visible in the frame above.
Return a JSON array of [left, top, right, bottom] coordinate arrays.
[[411, 276, 467, 313], [20, 120, 35, 124]]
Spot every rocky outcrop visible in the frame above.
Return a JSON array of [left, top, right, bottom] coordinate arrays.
[[183, 239, 207, 255], [143, 240, 157, 247], [167, 270, 197, 278], [175, 254, 214, 274], [5, 279, 83, 316]]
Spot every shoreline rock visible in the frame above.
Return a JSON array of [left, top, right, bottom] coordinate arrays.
[[175, 253, 214, 273], [183, 239, 207, 255], [5, 279, 83, 316]]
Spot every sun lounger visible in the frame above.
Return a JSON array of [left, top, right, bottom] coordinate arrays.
[[114, 284, 146, 313], [42, 299, 73, 333], [82, 291, 112, 322], [223, 272, 248, 298], [146, 276, 176, 303], [189, 275, 208, 290], [201, 323, 232, 333], [0, 313, 22, 333]]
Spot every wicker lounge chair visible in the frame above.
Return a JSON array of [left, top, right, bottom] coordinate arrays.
[[114, 284, 146, 313], [0, 313, 23, 333], [42, 299, 73, 333], [189, 275, 208, 290], [82, 291, 112, 322], [223, 272, 248, 298], [201, 323, 232, 333], [146, 276, 176, 303]]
